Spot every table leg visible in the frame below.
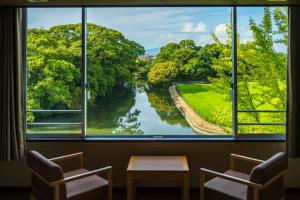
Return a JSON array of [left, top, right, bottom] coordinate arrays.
[[183, 172, 189, 200], [127, 173, 133, 200], [133, 179, 136, 200]]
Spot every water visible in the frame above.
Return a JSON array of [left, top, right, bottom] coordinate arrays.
[[87, 85, 195, 135]]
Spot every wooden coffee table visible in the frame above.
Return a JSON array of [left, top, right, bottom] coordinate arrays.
[[127, 156, 189, 200]]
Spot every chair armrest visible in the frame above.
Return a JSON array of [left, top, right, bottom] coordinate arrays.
[[49, 152, 83, 168], [200, 168, 263, 189], [230, 153, 264, 170], [51, 166, 112, 186]]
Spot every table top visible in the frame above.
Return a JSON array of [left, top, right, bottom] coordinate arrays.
[[127, 156, 189, 172]]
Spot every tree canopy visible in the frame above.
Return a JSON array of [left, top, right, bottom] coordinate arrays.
[[211, 7, 287, 127], [146, 39, 219, 85], [27, 23, 144, 121]]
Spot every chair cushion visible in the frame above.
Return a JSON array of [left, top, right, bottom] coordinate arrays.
[[27, 151, 66, 200], [66, 170, 108, 200], [248, 152, 287, 200], [204, 170, 250, 200], [27, 150, 64, 182], [249, 152, 287, 184]]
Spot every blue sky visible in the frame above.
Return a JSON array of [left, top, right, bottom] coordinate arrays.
[[28, 7, 286, 51]]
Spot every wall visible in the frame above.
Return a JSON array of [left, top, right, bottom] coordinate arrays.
[[1, 141, 299, 188]]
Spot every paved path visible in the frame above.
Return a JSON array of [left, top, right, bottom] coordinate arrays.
[[169, 86, 225, 135]]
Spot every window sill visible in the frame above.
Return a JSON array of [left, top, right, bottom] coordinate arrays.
[[26, 135, 285, 142]]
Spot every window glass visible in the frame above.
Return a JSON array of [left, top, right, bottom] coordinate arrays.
[[26, 8, 82, 135], [86, 7, 232, 136], [236, 7, 287, 135]]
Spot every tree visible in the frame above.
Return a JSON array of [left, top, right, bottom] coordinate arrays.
[[27, 23, 145, 121], [148, 61, 179, 86], [211, 7, 287, 127], [148, 39, 218, 85], [273, 7, 288, 46]]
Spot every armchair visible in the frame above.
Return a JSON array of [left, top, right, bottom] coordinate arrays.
[[200, 152, 287, 200], [27, 150, 112, 200]]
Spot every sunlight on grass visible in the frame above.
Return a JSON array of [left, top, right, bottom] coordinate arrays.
[[176, 83, 286, 134], [176, 84, 232, 128]]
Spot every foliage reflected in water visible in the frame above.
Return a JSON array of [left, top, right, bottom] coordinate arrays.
[[146, 87, 190, 128], [112, 109, 143, 135], [87, 86, 137, 134], [87, 84, 192, 135]]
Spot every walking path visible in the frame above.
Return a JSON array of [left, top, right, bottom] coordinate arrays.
[[169, 85, 225, 135]]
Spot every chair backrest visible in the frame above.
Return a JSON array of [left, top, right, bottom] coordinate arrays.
[[247, 152, 288, 200], [27, 150, 66, 200]]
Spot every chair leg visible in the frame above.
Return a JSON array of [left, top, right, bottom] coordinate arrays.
[[30, 194, 37, 200], [54, 185, 60, 200], [108, 168, 113, 200], [253, 188, 259, 200], [200, 172, 205, 200]]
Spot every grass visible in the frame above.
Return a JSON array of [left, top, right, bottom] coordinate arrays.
[[176, 84, 232, 128], [176, 83, 286, 134]]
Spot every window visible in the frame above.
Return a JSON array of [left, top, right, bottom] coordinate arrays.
[[26, 8, 82, 136], [26, 7, 288, 139], [236, 7, 288, 137], [86, 7, 232, 136]]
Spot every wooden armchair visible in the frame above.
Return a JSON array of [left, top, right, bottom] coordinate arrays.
[[200, 152, 287, 200], [27, 150, 112, 200]]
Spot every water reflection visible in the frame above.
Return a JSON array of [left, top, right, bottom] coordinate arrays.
[[112, 109, 143, 135], [146, 88, 190, 128], [87, 84, 194, 135]]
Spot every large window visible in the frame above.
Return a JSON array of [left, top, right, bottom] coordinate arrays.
[[26, 7, 288, 139]]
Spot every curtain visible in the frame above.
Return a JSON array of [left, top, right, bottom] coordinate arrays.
[[287, 6, 300, 158], [0, 8, 26, 161]]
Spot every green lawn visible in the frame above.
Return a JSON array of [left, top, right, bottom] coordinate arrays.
[[176, 83, 286, 134]]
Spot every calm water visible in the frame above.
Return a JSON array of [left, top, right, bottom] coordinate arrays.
[[87, 85, 195, 135]]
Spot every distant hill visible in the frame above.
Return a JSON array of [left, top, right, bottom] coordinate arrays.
[[145, 47, 160, 56]]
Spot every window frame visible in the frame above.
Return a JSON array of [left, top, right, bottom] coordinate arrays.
[[24, 6, 287, 141]]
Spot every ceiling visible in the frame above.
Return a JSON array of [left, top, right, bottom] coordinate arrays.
[[0, 0, 299, 6]]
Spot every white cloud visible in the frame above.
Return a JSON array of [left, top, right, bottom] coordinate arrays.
[[182, 22, 207, 33], [215, 24, 227, 36], [239, 26, 253, 44], [214, 23, 228, 43]]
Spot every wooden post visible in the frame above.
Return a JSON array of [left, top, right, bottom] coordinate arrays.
[[253, 188, 259, 200], [127, 172, 133, 200], [200, 171, 205, 200], [80, 153, 83, 168], [183, 172, 189, 200], [230, 157, 234, 170], [108, 168, 112, 200], [54, 185, 60, 200]]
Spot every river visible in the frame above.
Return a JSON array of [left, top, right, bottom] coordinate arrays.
[[87, 84, 195, 135]]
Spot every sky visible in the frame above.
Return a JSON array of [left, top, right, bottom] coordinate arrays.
[[28, 7, 286, 52]]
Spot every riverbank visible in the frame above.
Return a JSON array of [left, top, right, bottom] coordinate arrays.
[[169, 85, 226, 135]]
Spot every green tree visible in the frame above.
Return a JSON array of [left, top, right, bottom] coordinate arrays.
[[211, 7, 287, 128], [149, 39, 217, 84], [27, 23, 145, 121], [148, 61, 179, 86]]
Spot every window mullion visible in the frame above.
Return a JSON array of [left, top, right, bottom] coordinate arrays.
[[232, 6, 238, 140], [82, 7, 87, 138]]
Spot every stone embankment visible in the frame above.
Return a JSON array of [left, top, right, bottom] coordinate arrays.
[[169, 85, 226, 135]]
